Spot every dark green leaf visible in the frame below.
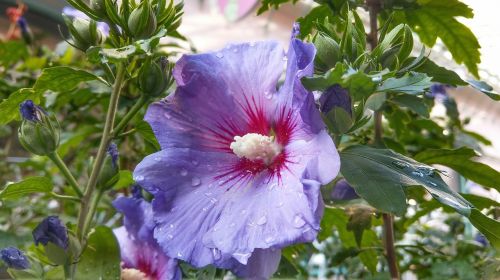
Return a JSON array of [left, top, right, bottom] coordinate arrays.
[[0, 176, 53, 200], [114, 170, 134, 190], [391, 94, 430, 118], [34, 66, 106, 93], [0, 88, 40, 125], [324, 107, 353, 135], [467, 80, 500, 101], [340, 145, 473, 216], [469, 209, 500, 249], [344, 71, 377, 101], [76, 226, 121, 279], [136, 120, 160, 151], [414, 58, 467, 85], [377, 72, 432, 94], [297, 6, 332, 38], [461, 193, 500, 210], [415, 147, 500, 192]]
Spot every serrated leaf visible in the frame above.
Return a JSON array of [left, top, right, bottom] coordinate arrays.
[[34, 66, 106, 93], [86, 29, 167, 64], [378, 72, 432, 94], [403, 0, 480, 77], [467, 80, 500, 101], [415, 147, 500, 192], [340, 145, 473, 216], [0, 176, 53, 200], [0, 88, 40, 125], [75, 226, 121, 279]]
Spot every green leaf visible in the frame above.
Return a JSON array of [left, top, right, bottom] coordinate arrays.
[[34, 66, 106, 93], [76, 226, 121, 279], [136, 120, 160, 151], [414, 58, 467, 85], [469, 209, 500, 250], [0, 88, 40, 125], [403, 0, 480, 77], [257, 0, 298, 15], [377, 72, 432, 94], [340, 145, 473, 216], [114, 170, 134, 190], [467, 80, 500, 101], [86, 29, 167, 63], [0, 176, 53, 200], [0, 40, 28, 66], [344, 71, 377, 101], [324, 107, 353, 135], [297, 6, 332, 39], [461, 193, 500, 210], [415, 147, 500, 192], [390, 94, 430, 118], [302, 63, 346, 91]]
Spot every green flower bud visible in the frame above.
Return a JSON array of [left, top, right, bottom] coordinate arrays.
[[18, 100, 60, 156], [96, 143, 120, 191], [90, 0, 107, 19], [64, 15, 103, 51], [128, 1, 157, 39], [138, 58, 172, 98]]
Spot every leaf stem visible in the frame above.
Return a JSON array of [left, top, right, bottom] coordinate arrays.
[[48, 152, 83, 197], [112, 94, 148, 138], [50, 192, 81, 202], [76, 63, 126, 240]]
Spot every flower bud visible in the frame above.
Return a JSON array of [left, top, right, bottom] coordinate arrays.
[[138, 57, 172, 98], [18, 100, 60, 156], [319, 85, 353, 135], [64, 15, 103, 51], [90, 0, 107, 19], [0, 247, 30, 270], [330, 179, 359, 201], [97, 143, 120, 191], [33, 216, 71, 265], [127, 1, 157, 39]]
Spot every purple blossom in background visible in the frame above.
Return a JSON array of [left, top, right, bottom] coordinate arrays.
[[19, 100, 44, 122], [32, 216, 68, 249], [330, 179, 359, 201], [0, 247, 30, 270], [427, 83, 449, 102], [107, 142, 119, 168], [113, 196, 180, 280], [62, 7, 109, 36], [319, 84, 352, 115], [133, 25, 340, 278]]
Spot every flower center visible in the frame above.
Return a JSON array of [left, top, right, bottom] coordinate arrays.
[[121, 268, 153, 280], [230, 133, 282, 165]]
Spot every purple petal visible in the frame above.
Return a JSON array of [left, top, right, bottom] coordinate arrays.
[[32, 216, 68, 249], [230, 248, 281, 278], [330, 179, 359, 201], [113, 196, 155, 243]]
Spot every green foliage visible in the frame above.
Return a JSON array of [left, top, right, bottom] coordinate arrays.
[[0, 176, 53, 200], [467, 80, 500, 101], [415, 147, 500, 192], [377, 72, 432, 94], [257, 0, 299, 15], [75, 226, 121, 279]]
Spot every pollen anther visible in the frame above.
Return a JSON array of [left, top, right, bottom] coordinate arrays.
[[230, 133, 282, 165]]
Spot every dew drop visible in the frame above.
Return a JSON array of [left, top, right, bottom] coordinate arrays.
[[230, 222, 236, 227], [177, 252, 183, 258], [134, 175, 144, 181], [241, 209, 247, 215], [232, 48, 238, 53], [180, 169, 188, 176], [163, 112, 172, 119], [265, 236, 275, 243], [218, 180, 225, 186], [264, 91, 273, 99], [202, 207, 209, 212], [212, 248, 221, 260], [392, 161, 409, 169], [411, 171, 424, 177], [282, 56, 288, 62], [167, 234, 173, 240], [191, 177, 201, 187], [215, 52, 224, 58], [204, 192, 212, 197], [257, 215, 267, 225], [192, 160, 199, 166], [293, 215, 306, 228], [169, 224, 175, 228], [427, 181, 438, 187], [154, 156, 161, 161], [277, 201, 284, 208], [210, 197, 218, 204]]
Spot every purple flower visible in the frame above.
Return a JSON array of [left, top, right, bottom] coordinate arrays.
[[0, 247, 30, 270], [107, 142, 119, 168], [32, 216, 68, 249], [330, 179, 359, 201], [19, 100, 45, 122], [133, 25, 340, 277], [62, 6, 109, 36], [427, 83, 449, 102], [113, 197, 180, 280], [319, 84, 352, 115]]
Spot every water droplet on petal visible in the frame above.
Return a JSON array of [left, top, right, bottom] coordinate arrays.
[[180, 169, 188, 176], [154, 156, 161, 161], [212, 248, 221, 260], [233, 252, 251, 264], [167, 234, 173, 240], [265, 235, 275, 243], [293, 215, 306, 228], [192, 160, 199, 166], [282, 56, 288, 62], [241, 209, 247, 215], [210, 197, 218, 204], [230, 222, 236, 227], [249, 42, 256, 47], [177, 252, 183, 258], [134, 175, 144, 181], [257, 215, 267, 225], [191, 177, 201, 187], [163, 112, 171, 119], [233, 48, 238, 53], [264, 91, 273, 99], [202, 207, 208, 212], [216, 52, 224, 58], [218, 180, 225, 186], [204, 192, 212, 197], [277, 201, 284, 208], [169, 224, 175, 228]]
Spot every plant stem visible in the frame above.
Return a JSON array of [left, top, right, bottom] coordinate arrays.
[[112, 94, 148, 138], [383, 213, 399, 279], [367, 0, 400, 278], [48, 152, 83, 197], [76, 63, 126, 240], [81, 190, 103, 237]]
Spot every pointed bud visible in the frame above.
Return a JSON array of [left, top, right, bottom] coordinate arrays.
[[127, 1, 157, 39], [0, 247, 30, 270], [138, 57, 172, 98], [64, 15, 103, 51], [97, 143, 120, 191], [33, 216, 69, 249], [18, 100, 60, 156]]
